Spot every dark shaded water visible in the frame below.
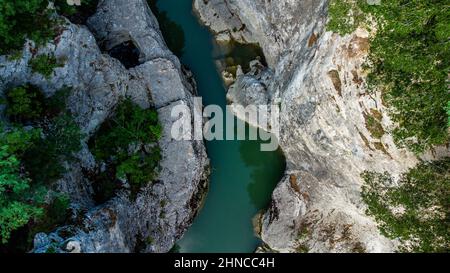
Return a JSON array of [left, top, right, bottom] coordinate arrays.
[[151, 0, 286, 253]]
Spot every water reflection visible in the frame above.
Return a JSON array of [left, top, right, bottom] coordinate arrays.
[[239, 128, 286, 209]]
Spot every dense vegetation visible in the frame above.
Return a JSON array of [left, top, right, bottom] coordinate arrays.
[[328, 0, 450, 153], [0, 0, 54, 55], [0, 85, 82, 247], [89, 99, 162, 201], [362, 159, 449, 252], [0, 0, 96, 55]]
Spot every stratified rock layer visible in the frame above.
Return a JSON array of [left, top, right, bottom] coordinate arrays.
[[1, 0, 209, 253], [195, 0, 429, 252]]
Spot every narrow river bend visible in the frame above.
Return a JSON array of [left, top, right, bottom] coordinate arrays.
[[150, 0, 286, 253]]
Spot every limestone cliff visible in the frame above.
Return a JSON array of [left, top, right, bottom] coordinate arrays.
[[0, 0, 209, 253], [194, 0, 446, 252]]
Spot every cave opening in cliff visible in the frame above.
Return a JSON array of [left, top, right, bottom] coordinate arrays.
[[108, 41, 141, 69]]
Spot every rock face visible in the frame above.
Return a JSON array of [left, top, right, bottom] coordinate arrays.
[[1, 0, 209, 253], [195, 0, 423, 252]]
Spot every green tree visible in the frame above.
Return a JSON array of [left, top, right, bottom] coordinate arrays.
[[0, 0, 98, 55], [117, 151, 161, 186], [0, 0, 54, 55], [0, 84, 83, 247], [327, 0, 450, 153], [148, 0, 185, 57], [90, 99, 162, 192], [91, 99, 161, 162], [4, 85, 44, 124]]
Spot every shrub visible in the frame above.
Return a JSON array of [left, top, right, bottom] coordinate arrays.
[[0, 0, 55, 55], [364, 112, 384, 139], [327, 0, 450, 153], [2, 85, 83, 185], [4, 85, 44, 124], [23, 113, 84, 185], [89, 99, 162, 196], [3, 85, 72, 124], [28, 194, 70, 239], [91, 99, 162, 162], [0, 0, 98, 55], [147, 0, 185, 57], [116, 152, 161, 186], [362, 158, 450, 252], [29, 54, 64, 79], [0, 84, 82, 247], [0, 127, 44, 244]]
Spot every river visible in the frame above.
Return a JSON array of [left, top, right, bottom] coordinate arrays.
[[150, 0, 286, 253]]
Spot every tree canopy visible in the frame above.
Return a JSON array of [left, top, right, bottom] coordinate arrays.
[[328, 0, 450, 153]]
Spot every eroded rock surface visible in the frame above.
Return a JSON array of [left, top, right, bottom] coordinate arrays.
[[195, 0, 428, 252], [1, 0, 209, 253]]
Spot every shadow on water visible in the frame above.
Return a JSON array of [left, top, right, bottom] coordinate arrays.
[[149, 0, 286, 253], [240, 140, 285, 209]]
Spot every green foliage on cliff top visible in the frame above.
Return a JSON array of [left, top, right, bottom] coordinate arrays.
[[362, 158, 450, 252], [327, 0, 450, 153], [147, 0, 185, 57], [90, 99, 162, 195], [0, 0, 97, 55], [4, 85, 71, 124], [327, 0, 366, 35], [23, 113, 84, 185], [0, 86, 82, 245], [0, 127, 44, 244]]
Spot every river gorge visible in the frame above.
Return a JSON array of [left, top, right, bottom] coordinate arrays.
[[149, 0, 286, 253]]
